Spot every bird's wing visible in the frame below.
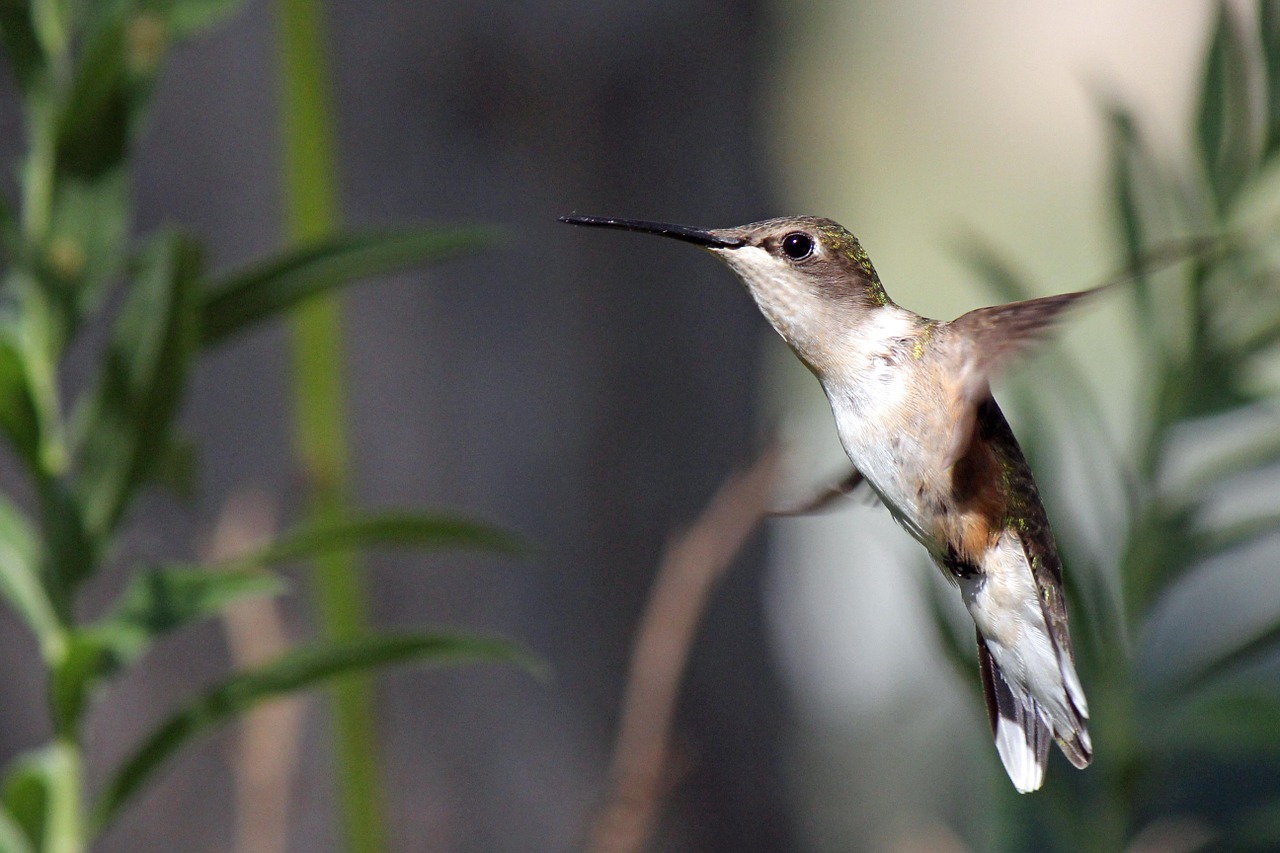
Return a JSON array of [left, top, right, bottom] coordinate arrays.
[[942, 289, 1097, 466], [769, 467, 880, 516]]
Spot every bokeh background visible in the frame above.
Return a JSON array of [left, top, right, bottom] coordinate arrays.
[[4, 1, 1273, 851]]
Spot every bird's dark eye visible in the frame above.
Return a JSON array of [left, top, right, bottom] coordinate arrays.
[[781, 232, 814, 260]]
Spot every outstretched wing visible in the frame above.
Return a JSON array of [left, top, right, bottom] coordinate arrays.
[[943, 288, 1099, 466]]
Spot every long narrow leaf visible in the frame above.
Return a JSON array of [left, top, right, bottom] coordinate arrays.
[[1261, 0, 1280, 158], [54, 8, 139, 181], [0, 324, 41, 468], [0, 1, 46, 95], [33, 478, 95, 615], [98, 566, 285, 665], [0, 806, 33, 853], [1179, 420, 1280, 497], [159, 0, 250, 39], [1194, 509, 1280, 561], [94, 632, 538, 829], [218, 511, 524, 572], [921, 575, 978, 691], [49, 169, 131, 322], [48, 631, 113, 736], [1176, 620, 1280, 696], [1150, 689, 1280, 757], [1197, 1, 1260, 212], [0, 496, 61, 660], [199, 227, 494, 346], [43, 568, 284, 735], [1, 743, 76, 853], [1106, 105, 1157, 340], [0, 755, 45, 853], [74, 233, 202, 540]]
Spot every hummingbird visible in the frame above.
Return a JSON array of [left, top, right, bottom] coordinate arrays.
[[560, 213, 1094, 793]]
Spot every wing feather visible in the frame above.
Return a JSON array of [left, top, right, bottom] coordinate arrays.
[[943, 288, 1100, 466]]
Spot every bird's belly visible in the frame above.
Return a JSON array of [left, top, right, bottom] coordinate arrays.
[[835, 420, 945, 551], [827, 383, 953, 554]]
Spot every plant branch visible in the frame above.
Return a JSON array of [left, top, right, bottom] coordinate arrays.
[[589, 445, 780, 853], [205, 490, 305, 853]]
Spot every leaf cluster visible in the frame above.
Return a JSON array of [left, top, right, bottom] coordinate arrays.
[[0, 2, 518, 850]]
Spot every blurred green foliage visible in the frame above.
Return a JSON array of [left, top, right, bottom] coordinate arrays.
[[0, 2, 525, 851], [934, 2, 1280, 849]]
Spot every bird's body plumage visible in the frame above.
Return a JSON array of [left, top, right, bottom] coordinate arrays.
[[805, 299, 1092, 791], [561, 213, 1096, 792]]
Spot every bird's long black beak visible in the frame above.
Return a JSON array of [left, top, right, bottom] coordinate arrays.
[[559, 215, 745, 248]]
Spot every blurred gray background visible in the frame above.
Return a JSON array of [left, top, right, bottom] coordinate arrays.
[[78, 1, 787, 851]]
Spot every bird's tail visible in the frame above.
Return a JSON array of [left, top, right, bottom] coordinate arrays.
[[977, 632, 1091, 793]]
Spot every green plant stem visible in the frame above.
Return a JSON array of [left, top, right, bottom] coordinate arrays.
[[275, 2, 386, 852], [17, 17, 85, 853], [46, 736, 83, 853]]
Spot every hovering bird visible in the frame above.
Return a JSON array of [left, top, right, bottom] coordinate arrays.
[[561, 214, 1095, 792]]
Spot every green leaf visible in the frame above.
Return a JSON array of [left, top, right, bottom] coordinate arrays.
[[54, 10, 134, 180], [94, 632, 539, 829], [0, 495, 61, 660], [220, 511, 524, 572], [1175, 618, 1280, 696], [48, 631, 111, 736], [1231, 797, 1280, 848], [0, 755, 45, 853], [44, 168, 130, 322], [1, 743, 76, 853], [145, 430, 199, 500], [1173, 347, 1258, 420], [1261, 0, 1280, 158], [1179, 419, 1280, 497], [6, 270, 71, 475], [1196, 509, 1280, 558], [1196, 1, 1260, 213], [1106, 105, 1156, 333], [1122, 501, 1201, 615], [921, 575, 978, 691], [55, 4, 171, 184], [32, 477, 94, 618], [0, 805, 33, 853], [143, 0, 247, 39], [199, 227, 495, 346], [1151, 688, 1280, 757], [0, 0, 46, 95], [98, 566, 284, 666], [74, 233, 202, 540], [0, 324, 42, 469], [45, 567, 284, 734]]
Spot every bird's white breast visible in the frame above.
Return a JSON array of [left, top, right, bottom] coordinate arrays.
[[821, 307, 941, 547]]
